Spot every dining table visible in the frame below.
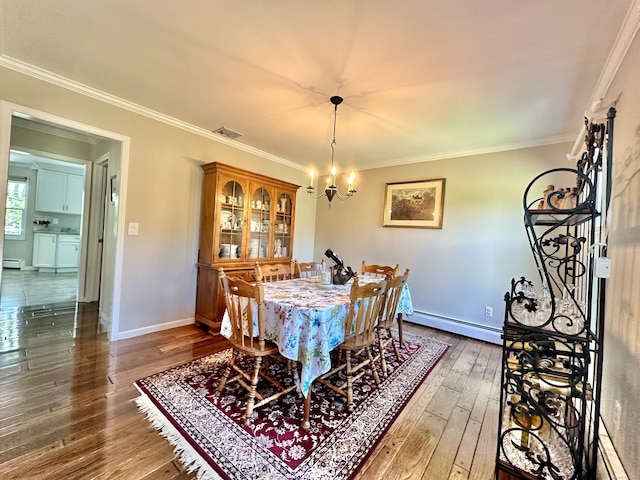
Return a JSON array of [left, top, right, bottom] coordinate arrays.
[[219, 275, 414, 428]]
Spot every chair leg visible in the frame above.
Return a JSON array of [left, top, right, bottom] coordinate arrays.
[[244, 356, 263, 426], [215, 349, 238, 396], [388, 327, 401, 361], [377, 328, 389, 378], [345, 350, 354, 412], [366, 346, 381, 385], [398, 313, 404, 349], [292, 361, 302, 398]]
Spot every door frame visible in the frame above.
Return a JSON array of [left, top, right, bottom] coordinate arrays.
[[0, 100, 130, 341]]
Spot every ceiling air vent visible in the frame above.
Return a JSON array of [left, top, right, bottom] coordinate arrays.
[[213, 126, 243, 139]]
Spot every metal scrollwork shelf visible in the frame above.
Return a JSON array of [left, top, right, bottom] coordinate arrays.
[[496, 108, 615, 480]]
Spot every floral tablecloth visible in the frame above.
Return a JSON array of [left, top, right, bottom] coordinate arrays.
[[220, 277, 413, 397]]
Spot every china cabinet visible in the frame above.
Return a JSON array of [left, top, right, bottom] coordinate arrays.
[[496, 108, 615, 480], [195, 162, 300, 331]]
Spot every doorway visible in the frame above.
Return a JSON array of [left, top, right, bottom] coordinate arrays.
[[0, 102, 129, 341], [3, 146, 86, 308]]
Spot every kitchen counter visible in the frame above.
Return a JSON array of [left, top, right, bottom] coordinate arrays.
[[33, 227, 80, 234]]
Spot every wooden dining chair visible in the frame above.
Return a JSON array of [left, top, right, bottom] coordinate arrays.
[[214, 266, 298, 425], [294, 259, 325, 278], [361, 261, 398, 278], [315, 275, 388, 412], [261, 262, 294, 282], [376, 268, 410, 378]]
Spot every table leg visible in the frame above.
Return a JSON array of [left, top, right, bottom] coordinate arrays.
[[397, 313, 404, 349], [302, 386, 312, 430]]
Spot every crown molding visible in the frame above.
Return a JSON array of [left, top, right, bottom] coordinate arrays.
[[587, 0, 640, 113], [359, 132, 578, 170], [569, 0, 640, 157], [3, 0, 639, 174], [0, 54, 304, 172]]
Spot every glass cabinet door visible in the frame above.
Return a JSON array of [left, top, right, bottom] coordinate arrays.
[[249, 186, 271, 259], [218, 180, 244, 260], [274, 192, 293, 258]]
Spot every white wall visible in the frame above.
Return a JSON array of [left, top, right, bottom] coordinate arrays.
[[313, 143, 572, 343], [0, 66, 316, 338], [598, 27, 640, 478]]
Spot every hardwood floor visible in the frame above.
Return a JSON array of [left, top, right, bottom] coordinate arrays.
[[0, 302, 501, 479]]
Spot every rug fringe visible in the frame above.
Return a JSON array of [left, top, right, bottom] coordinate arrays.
[[133, 390, 223, 480]]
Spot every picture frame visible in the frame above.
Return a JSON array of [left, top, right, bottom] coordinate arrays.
[[382, 178, 446, 229]]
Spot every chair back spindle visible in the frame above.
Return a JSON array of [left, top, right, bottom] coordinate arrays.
[[345, 275, 388, 349], [294, 260, 325, 278], [379, 268, 410, 326], [261, 262, 294, 282], [219, 266, 266, 351], [361, 261, 398, 278]]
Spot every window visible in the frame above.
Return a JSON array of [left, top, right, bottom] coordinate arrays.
[[5, 178, 28, 240]]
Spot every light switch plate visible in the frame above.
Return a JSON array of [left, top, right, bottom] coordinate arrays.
[[128, 222, 139, 236]]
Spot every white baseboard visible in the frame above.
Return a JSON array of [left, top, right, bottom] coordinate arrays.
[[406, 310, 502, 345], [118, 317, 195, 340], [115, 311, 501, 344], [598, 420, 629, 480]]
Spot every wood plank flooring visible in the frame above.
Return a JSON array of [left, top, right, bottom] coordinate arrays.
[[0, 302, 501, 479]]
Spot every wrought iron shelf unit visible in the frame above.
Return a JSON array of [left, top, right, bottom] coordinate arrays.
[[495, 108, 616, 480], [527, 208, 597, 228]]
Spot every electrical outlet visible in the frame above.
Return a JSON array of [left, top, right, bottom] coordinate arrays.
[[485, 306, 493, 317], [128, 222, 139, 236]]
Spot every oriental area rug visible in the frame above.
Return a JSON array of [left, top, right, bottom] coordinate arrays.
[[133, 333, 449, 480]]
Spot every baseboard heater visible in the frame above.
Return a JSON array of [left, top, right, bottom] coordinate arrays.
[[2, 259, 24, 269]]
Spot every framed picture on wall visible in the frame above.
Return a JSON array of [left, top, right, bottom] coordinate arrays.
[[382, 178, 446, 229]]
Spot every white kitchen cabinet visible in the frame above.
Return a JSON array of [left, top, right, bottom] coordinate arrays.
[[32, 233, 80, 271], [56, 235, 80, 269], [35, 169, 84, 215], [65, 175, 84, 215], [32, 233, 57, 268]]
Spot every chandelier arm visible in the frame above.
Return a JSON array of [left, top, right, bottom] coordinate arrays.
[[306, 187, 328, 200], [334, 190, 356, 201]]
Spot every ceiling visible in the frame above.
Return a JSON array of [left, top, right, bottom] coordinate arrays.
[[1, 1, 635, 174]]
